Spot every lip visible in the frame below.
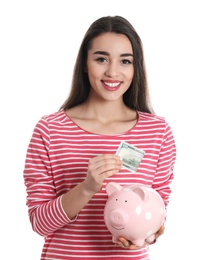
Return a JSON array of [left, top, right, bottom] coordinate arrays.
[[102, 80, 122, 91]]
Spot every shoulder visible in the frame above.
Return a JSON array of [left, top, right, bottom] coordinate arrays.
[[41, 110, 67, 123], [137, 111, 174, 135], [35, 110, 69, 131], [137, 111, 176, 147], [37, 110, 71, 127], [137, 111, 167, 124]]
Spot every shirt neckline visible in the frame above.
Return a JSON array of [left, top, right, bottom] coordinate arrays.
[[62, 110, 140, 137]]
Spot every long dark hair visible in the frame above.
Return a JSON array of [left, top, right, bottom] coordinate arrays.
[[60, 15, 153, 113]]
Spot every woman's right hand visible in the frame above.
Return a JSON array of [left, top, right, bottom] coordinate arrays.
[[84, 154, 122, 194], [62, 154, 122, 220]]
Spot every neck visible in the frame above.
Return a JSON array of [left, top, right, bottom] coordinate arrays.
[[82, 99, 129, 122]]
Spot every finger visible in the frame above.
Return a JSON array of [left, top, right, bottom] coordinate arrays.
[[98, 162, 122, 174], [89, 154, 121, 164], [128, 244, 142, 250], [117, 237, 130, 248], [158, 225, 165, 235], [117, 237, 143, 250], [115, 241, 123, 247], [155, 225, 165, 239], [96, 159, 122, 171], [88, 156, 122, 177]]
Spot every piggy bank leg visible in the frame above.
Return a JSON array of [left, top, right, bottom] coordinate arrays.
[[145, 234, 156, 243], [112, 235, 118, 244]]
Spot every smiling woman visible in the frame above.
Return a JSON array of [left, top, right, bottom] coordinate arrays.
[[23, 15, 176, 260], [89, 33, 134, 95], [84, 32, 134, 107]]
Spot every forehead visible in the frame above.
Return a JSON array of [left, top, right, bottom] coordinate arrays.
[[89, 32, 133, 54]]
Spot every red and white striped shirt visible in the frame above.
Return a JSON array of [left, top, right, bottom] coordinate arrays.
[[23, 110, 176, 260]]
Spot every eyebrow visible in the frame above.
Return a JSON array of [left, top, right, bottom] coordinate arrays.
[[93, 51, 133, 57]]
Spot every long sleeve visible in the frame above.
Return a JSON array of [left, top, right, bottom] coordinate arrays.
[[23, 117, 74, 237], [152, 122, 176, 207]]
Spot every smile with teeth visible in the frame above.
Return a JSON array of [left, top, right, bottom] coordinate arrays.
[[104, 82, 120, 88]]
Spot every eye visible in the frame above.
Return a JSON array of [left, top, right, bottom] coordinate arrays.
[[125, 200, 127, 202], [115, 198, 118, 201], [122, 59, 132, 65], [96, 57, 107, 63]]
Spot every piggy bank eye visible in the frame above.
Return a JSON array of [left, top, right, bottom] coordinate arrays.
[[115, 199, 118, 201], [125, 200, 127, 202]]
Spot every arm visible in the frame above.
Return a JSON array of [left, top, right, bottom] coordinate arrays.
[[152, 122, 177, 207], [23, 118, 70, 236], [61, 154, 122, 219], [24, 117, 122, 236]]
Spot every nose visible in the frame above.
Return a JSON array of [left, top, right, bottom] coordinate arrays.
[[110, 209, 128, 226], [105, 62, 119, 77]]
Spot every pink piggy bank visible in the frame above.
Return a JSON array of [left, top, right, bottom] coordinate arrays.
[[104, 182, 166, 247]]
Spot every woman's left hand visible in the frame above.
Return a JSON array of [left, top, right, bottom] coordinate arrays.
[[115, 224, 165, 250], [115, 237, 142, 250], [152, 224, 165, 241]]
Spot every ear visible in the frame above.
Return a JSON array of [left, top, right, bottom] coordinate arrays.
[[131, 185, 149, 202], [106, 182, 122, 196]]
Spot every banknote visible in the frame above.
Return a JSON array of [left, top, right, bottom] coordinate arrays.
[[116, 141, 145, 172]]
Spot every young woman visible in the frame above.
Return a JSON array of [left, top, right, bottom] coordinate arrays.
[[23, 15, 176, 259]]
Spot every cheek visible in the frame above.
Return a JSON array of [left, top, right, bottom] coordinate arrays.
[[87, 72, 97, 87], [126, 68, 134, 81], [87, 64, 102, 81]]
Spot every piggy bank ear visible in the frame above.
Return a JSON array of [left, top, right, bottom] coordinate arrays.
[[131, 185, 149, 202], [106, 182, 122, 196]]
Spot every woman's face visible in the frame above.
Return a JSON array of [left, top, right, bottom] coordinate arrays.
[[86, 32, 134, 102]]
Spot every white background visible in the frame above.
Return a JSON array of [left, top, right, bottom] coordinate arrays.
[[1, 0, 204, 259]]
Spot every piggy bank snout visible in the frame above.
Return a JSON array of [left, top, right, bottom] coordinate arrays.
[[109, 209, 128, 226]]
